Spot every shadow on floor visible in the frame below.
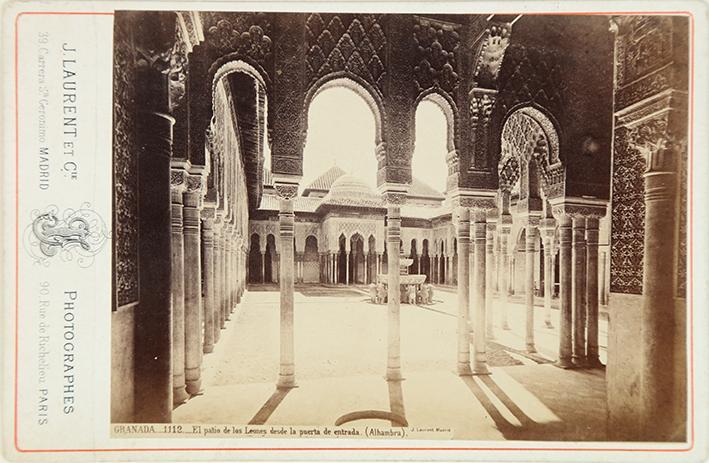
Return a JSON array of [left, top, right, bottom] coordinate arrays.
[[461, 372, 607, 441], [248, 387, 293, 425]]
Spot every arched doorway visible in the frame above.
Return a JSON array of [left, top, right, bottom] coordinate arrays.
[[248, 233, 262, 284], [422, 239, 430, 282], [265, 234, 277, 283], [350, 233, 365, 284], [409, 239, 418, 274], [367, 235, 377, 284], [303, 235, 319, 283]]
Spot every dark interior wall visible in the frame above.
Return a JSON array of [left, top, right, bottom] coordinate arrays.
[[492, 15, 614, 200]]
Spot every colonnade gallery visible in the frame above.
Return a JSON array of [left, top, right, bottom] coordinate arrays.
[[111, 10, 689, 442]]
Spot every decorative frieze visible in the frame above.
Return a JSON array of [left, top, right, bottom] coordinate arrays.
[[413, 16, 461, 95], [305, 13, 387, 96]]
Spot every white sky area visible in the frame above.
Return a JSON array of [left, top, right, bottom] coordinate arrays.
[[291, 87, 448, 193]]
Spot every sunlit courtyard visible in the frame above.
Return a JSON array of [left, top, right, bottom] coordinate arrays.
[[174, 285, 607, 441]]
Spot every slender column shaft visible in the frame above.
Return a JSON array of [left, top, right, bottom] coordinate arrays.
[[221, 236, 228, 328], [499, 229, 511, 330], [277, 198, 296, 388], [485, 223, 495, 340], [586, 217, 601, 367], [456, 208, 472, 375], [364, 252, 369, 283], [170, 184, 189, 405], [386, 205, 402, 381], [201, 214, 215, 354], [543, 239, 554, 328], [235, 244, 242, 304], [525, 224, 538, 353], [557, 215, 573, 367], [212, 225, 222, 343], [261, 251, 266, 283], [472, 212, 490, 374], [183, 186, 203, 395], [346, 252, 350, 285], [572, 217, 587, 366], [641, 170, 679, 438], [226, 234, 233, 319], [334, 254, 339, 284], [600, 251, 608, 305]]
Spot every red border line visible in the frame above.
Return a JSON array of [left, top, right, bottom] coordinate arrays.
[[13, 9, 696, 454]]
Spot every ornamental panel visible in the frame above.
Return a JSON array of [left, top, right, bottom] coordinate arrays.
[[113, 17, 139, 308], [609, 126, 645, 294], [412, 16, 460, 95], [306, 13, 387, 96]]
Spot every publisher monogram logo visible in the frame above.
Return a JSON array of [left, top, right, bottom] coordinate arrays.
[[24, 204, 111, 267]]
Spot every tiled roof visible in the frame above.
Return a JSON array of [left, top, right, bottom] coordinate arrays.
[[408, 178, 445, 200], [302, 165, 347, 195], [258, 194, 322, 213], [400, 204, 450, 220]]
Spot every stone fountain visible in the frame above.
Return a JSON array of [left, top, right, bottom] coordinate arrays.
[[374, 247, 428, 304]]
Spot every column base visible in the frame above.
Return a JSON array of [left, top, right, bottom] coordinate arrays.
[[203, 344, 214, 354], [472, 365, 491, 376], [277, 374, 296, 389], [173, 385, 189, 406], [572, 356, 588, 368], [545, 320, 554, 329], [457, 363, 473, 376], [185, 379, 202, 396], [586, 356, 605, 369], [555, 358, 574, 369], [386, 368, 403, 382], [502, 322, 511, 331], [526, 343, 537, 353]]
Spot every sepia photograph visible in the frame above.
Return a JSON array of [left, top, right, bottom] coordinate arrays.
[[110, 9, 690, 444]]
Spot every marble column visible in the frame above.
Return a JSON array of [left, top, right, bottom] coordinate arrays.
[[600, 251, 608, 305], [364, 252, 369, 284], [261, 251, 266, 283], [212, 219, 223, 344], [639, 142, 680, 439], [586, 217, 601, 367], [201, 208, 216, 354], [386, 204, 402, 381], [540, 218, 556, 329], [525, 222, 539, 353], [498, 221, 511, 330], [235, 239, 243, 305], [130, 37, 176, 420], [556, 214, 573, 368], [170, 173, 188, 405], [572, 217, 587, 366], [472, 211, 489, 374], [183, 175, 204, 395], [345, 252, 350, 285], [485, 221, 496, 340], [225, 230, 233, 320], [277, 195, 296, 388], [220, 232, 228, 329], [456, 208, 472, 376]]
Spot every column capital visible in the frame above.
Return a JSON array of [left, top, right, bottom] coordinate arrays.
[[381, 190, 408, 206], [201, 205, 216, 221], [274, 182, 299, 200], [455, 191, 497, 211], [630, 118, 687, 174], [170, 167, 188, 194], [549, 197, 607, 220]]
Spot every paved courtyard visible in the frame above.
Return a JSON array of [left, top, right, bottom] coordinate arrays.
[[173, 285, 608, 441]]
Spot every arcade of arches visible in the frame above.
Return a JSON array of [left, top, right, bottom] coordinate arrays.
[[111, 11, 689, 442]]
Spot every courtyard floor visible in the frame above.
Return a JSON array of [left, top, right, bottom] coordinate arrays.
[[173, 284, 608, 441]]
